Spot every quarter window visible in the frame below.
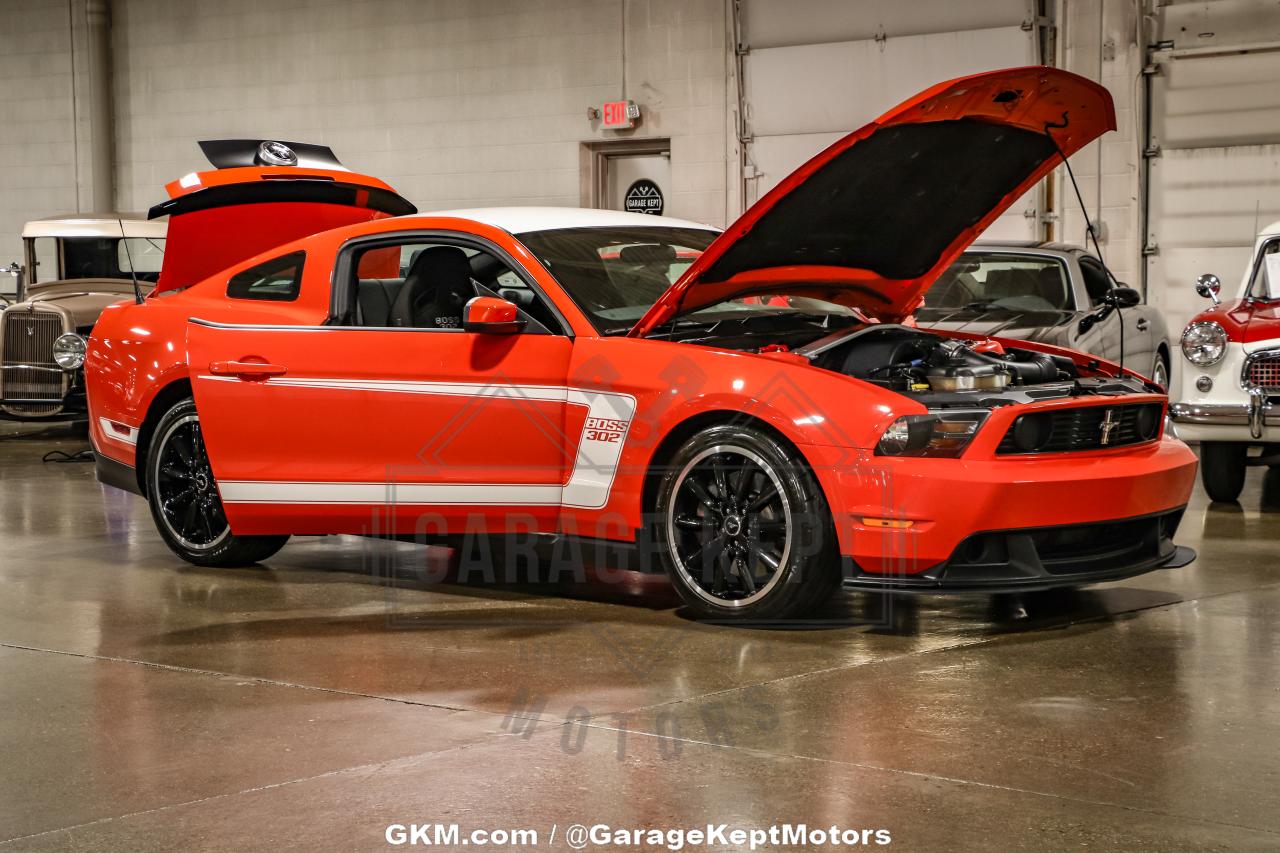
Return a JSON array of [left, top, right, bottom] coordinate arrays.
[[227, 252, 304, 301]]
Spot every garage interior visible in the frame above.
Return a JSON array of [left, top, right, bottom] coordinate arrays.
[[3, 0, 1280, 850]]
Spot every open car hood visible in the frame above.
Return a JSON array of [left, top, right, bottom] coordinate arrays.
[[629, 67, 1115, 336]]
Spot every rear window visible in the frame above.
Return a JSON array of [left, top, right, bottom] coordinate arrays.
[[227, 252, 304, 301]]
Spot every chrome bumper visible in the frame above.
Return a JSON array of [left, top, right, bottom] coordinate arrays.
[[1170, 389, 1275, 438]]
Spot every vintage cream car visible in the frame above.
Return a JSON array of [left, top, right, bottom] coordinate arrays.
[[1171, 218, 1280, 501], [1, 214, 165, 421]]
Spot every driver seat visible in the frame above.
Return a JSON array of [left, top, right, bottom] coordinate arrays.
[[389, 246, 474, 328]]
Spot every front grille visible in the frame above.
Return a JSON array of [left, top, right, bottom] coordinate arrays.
[[997, 403, 1163, 454], [1, 310, 68, 416], [1244, 350, 1280, 391]]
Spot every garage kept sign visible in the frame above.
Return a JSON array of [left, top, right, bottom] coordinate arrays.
[[624, 179, 664, 215]]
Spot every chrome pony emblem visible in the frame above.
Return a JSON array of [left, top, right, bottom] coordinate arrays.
[[256, 141, 298, 167], [1099, 409, 1119, 445]]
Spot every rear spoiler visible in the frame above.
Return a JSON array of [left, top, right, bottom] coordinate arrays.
[[149, 139, 415, 295]]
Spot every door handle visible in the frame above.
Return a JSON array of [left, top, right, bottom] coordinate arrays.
[[208, 360, 287, 379], [1136, 318, 1149, 332]]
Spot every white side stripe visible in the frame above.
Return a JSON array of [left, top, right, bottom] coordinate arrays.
[[217, 481, 564, 506], [197, 376, 637, 509]]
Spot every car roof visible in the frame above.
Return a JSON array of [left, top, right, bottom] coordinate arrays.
[[968, 240, 1087, 255], [22, 214, 168, 240], [419, 206, 719, 235], [1260, 218, 1280, 237]]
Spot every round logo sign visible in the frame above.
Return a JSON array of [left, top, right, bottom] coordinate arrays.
[[624, 179, 664, 215], [256, 140, 298, 167]]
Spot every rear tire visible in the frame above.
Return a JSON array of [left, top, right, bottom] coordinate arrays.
[[654, 424, 840, 621], [1200, 441, 1248, 503], [146, 398, 288, 567]]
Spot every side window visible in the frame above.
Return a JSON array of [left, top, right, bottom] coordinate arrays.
[[345, 237, 559, 333], [30, 237, 59, 285], [227, 251, 304, 301], [1079, 258, 1112, 307]]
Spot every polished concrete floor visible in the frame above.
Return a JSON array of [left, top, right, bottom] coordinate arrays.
[[1, 424, 1279, 851]]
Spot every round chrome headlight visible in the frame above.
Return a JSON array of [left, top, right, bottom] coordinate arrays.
[[1181, 321, 1227, 366], [52, 333, 87, 370]]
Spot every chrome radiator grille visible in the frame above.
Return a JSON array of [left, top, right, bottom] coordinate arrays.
[[1, 310, 68, 416], [1244, 350, 1280, 392]]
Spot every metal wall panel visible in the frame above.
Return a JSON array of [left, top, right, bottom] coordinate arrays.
[[738, 9, 1037, 237], [740, 0, 1030, 48], [744, 26, 1035, 138], [1153, 0, 1280, 52], [1151, 51, 1280, 149]]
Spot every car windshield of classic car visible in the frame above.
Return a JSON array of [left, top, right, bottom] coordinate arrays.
[[517, 226, 860, 332], [28, 236, 166, 285], [1246, 238, 1280, 299], [924, 253, 1073, 313]]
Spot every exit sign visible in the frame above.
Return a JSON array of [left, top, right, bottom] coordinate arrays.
[[601, 100, 640, 129]]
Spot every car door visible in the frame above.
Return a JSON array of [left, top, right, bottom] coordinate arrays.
[[186, 239, 579, 536], [1075, 254, 1153, 371]]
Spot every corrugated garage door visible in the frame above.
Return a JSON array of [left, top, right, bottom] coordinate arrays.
[[1145, 0, 1280, 368], [737, 0, 1045, 240]]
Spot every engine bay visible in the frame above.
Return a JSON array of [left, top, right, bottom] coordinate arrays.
[[658, 316, 1153, 405], [794, 325, 1151, 406]]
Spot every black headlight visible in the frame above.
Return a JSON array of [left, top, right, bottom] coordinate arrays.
[[876, 411, 987, 458]]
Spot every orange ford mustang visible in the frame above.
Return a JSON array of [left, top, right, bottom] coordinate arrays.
[[86, 67, 1197, 621]]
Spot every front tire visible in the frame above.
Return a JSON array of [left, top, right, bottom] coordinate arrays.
[[1151, 351, 1170, 391], [654, 424, 840, 621], [1200, 441, 1248, 502], [146, 398, 288, 567]]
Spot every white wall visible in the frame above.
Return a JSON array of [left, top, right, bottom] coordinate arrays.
[[110, 0, 728, 227], [0, 0, 78, 265], [1057, 0, 1144, 289]]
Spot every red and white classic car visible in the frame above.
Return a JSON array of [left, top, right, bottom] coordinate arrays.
[[1171, 219, 1280, 500]]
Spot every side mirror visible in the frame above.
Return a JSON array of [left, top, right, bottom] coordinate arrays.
[[463, 296, 526, 335], [1195, 273, 1222, 305], [1107, 286, 1141, 309], [1, 262, 23, 303]]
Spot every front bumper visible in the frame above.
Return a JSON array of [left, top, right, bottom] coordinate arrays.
[[1170, 395, 1278, 441], [806, 435, 1199, 579], [843, 509, 1195, 593]]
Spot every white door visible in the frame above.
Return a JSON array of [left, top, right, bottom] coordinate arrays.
[[736, 0, 1043, 239], [1144, 1, 1280, 396]]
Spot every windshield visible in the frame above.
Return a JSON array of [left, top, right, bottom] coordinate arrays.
[[922, 252, 1073, 312], [516, 226, 861, 332], [51, 237, 167, 284]]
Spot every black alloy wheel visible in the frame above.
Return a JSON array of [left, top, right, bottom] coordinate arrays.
[[655, 424, 839, 620], [146, 398, 288, 567]]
